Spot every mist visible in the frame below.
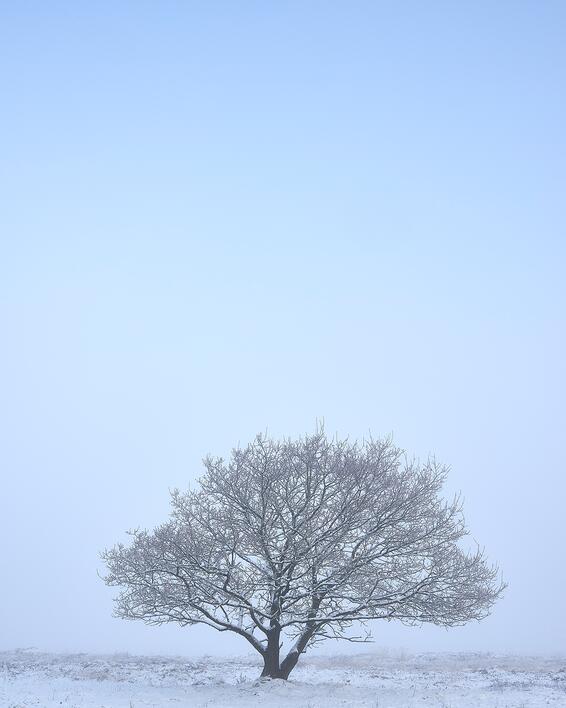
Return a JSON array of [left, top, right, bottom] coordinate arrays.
[[1, 2, 565, 661]]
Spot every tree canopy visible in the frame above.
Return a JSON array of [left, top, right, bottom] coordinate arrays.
[[102, 431, 504, 679]]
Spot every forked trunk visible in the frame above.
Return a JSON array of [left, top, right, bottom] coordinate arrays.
[[260, 646, 285, 679], [260, 628, 287, 679], [260, 617, 319, 679], [260, 643, 301, 680], [260, 650, 298, 679]]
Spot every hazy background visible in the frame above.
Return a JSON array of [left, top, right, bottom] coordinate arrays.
[[1, 2, 564, 657]]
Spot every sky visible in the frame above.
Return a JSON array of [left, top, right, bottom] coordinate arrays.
[[0, 2, 565, 657]]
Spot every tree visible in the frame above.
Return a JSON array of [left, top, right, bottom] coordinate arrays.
[[102, 430, 504, 679]]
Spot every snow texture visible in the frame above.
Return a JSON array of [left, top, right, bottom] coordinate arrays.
[[1, 649, 565, 707]]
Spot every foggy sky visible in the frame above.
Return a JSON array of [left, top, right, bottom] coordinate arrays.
[[1, 2, 565, 657]]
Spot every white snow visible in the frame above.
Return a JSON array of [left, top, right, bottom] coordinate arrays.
[[1, 648, 565, 707]]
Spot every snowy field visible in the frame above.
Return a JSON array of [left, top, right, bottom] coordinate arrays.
[[2, 649, 565, 707]]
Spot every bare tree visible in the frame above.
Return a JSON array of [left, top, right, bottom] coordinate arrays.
[[102, 430, 504, 679]]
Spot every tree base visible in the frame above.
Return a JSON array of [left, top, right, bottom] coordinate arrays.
[[259, 669, 291, 680]]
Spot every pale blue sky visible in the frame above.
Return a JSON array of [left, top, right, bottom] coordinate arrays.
[[1, 2, 565, 655]]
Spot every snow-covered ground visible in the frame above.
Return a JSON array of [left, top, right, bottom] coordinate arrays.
[[1, 649, 565, 707]]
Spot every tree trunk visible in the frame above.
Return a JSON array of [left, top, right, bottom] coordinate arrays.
[[260, 648, 283, 678], [260, 628, 284, 679], [277, 619, 320, 680], [279, 648, 300, 679], [261, 646, 301, 679], [259, 600, 320, 679], [260, 637, 311, 679]]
